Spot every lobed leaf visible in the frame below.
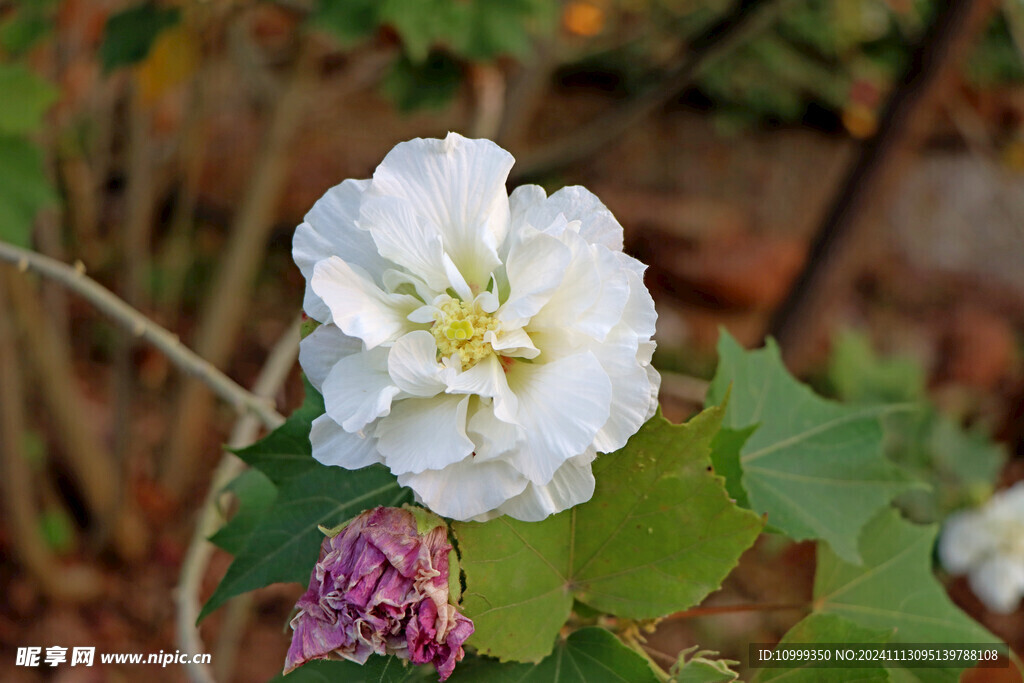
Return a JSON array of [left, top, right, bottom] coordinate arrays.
[[448, 627, 660, 682], [707, 331, 917, 563], [454, 407, 763, 662], [199, 382, 411, 621]]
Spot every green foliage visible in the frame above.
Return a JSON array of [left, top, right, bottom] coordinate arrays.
[[827, 332, 1006, 523], [448, 628, 661, 682], [0, 2, 53, 57], [381, 53, 464, 112], [0, 135, 57, 247], [800, 509, 999, 681], [208, 468, 276, 555], [671, 646, 740, 682], [707, 332, 916, 563], [755, 614, 893, 682], [99, 3, 180, 73], [454, 406, 763, 663], [38, 508, 77, 554], [312, 0, 555, 111], [269, 657, 434, 682], [0, 64, 58, 135], [199, 382, 412, 621]]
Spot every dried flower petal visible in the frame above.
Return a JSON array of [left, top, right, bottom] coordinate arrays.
[[285, 507, 473, 680]]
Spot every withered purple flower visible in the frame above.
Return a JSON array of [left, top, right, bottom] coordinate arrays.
[[284, 506, 473, 680]]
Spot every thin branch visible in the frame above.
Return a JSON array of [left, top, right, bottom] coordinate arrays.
[[766, 0, 995, 356], [4, 270, 130, 550], [175, 317, 300, 683], [0, 241, 284, 429], [161, 43, 317, 495], [0, 276, 103, 602], [510, 0, 794, 180], [665, 602, 809, 620]]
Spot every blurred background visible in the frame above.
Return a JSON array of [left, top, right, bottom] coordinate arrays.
[[0, 0, 1022, 680]]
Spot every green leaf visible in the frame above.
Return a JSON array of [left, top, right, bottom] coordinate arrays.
[[199, 383, 412, 621], [0, 135, 58, 247], [308, 0, 380, 47], [380, 52, 463, 113], [268, 656, 434, 682], [99, 3, 180, 72], [208, 468, 276, 555], [707, 331, 917, 563], [828, 332, 925, 404], [709, 425, 755, 509], [0, 5, 53, 57], [671, 646, 741, 682], [755, 614, 893, 683], [809, 508, 1001, 682], [453, 407, 763, 662], [0, 64, 58, 135], [448, 628, 660, 682]]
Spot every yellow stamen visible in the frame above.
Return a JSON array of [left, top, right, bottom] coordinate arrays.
[[432, 299, 499, 371]]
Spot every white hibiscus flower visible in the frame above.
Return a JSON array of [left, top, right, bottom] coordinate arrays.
[[294, 132, 660, 522], [939, 481, 1024, 614]]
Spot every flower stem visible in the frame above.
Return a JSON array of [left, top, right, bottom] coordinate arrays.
[[666, 601, 809, 620]]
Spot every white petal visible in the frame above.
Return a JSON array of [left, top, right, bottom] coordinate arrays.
[[939, 511, 992, 573], [592, 363, 656, 453], [397, 457, 529, 521], [969, 556, 1024, 614], [523, 231, 602, 336], [570, 247, 630, 342], [321, 347, 401, 433], [446, 354, 518, 423], [504, 352, 612, 483], [645, 364, 662, 421], [511, 184, 624, 251], [467, 402, 523, 462], [493, 452, 597, 522], [368, 132, 513, 288], [486, 327, 540, 360], [358, 195, 464, 295], [498, 228, 571, 325], [310, 414, 383, 469], [298, 324, 362, 392], [311, 256, 421, 349], [619, 268, 657, 339], [388, 331, 446, 397], [294, 179, 391, 322], [376, 395, 474, 474]]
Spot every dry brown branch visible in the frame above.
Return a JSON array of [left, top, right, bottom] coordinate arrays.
[[0, 276, 103, 601], [766, 0, 998, 363], [161, 44, 317, 496], [510, 0, 793, 180], [175, 317, 300, 683], [0, 243, 284, 429]]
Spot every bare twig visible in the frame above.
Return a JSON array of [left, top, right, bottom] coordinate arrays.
[[468, 63, 506, 140], [161, 44, 316, 495], [659, 371, 710, 405], [4, 270, 125, 545], [175, 317, 300, 683], [0, 276, 103, 601], [510, 0, 793, 180], [766, 0, 997, 360], [0, 242, 284, 429]]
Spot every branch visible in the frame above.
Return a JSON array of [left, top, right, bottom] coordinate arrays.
[[0, 276, 103, 602], [766, 0, 995, 358], [510, 0, 793, 181], [0, 241, 285, 430], [175, 317, 300, 683], [161, 43, 317, 495]]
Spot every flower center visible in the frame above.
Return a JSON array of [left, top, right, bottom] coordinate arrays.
[[432, 298, 499, 371]]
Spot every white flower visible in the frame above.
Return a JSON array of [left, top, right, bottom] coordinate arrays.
[[294, 132, 659, 522], [939, 481, 1024, 613]]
